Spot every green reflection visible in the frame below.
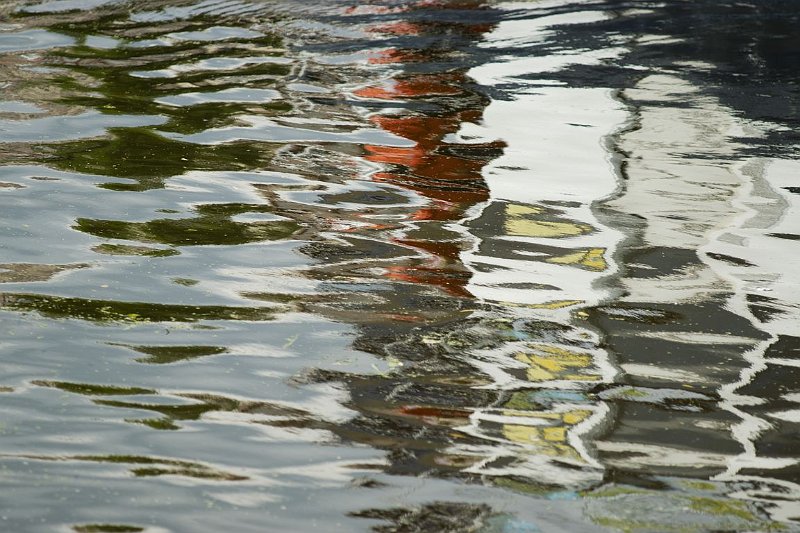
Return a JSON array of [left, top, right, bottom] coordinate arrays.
[[33, 381, 154, 396], [22, 13, 292, 192], [0, 293, 280, 322], [53, 128, 275, 191], [92, 244, 179, 257], [689, 497, 756, 522], [116, 344, 228, 364], [76, 454, 247, 481], [92, 392, 311, 431], [98, 393, 306, 420], [130, 418, 180, 431], [493, 477, 556, 497], [76, 202, 299, 246], [160, 101, 292, 135], [44, 15, 287, 114], [581, 483, 788, 533], [130, 466, 246, 480]]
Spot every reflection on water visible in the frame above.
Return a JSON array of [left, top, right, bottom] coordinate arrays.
[[0, 0, 799, 531]]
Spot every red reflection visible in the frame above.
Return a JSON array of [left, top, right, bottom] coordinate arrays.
[[361, 78, 502, 297], [369, 21, 423, 36], [369, 17, 494, 36], [354, 76, 462, 100], [349, 1, 501, 300], [367, 112, 500, 208]]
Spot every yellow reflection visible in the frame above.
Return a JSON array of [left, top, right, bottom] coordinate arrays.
[[505, 299, 584, 310], [515, 344, 599, 383], [503, 203, 593, 238], [547, 248, 607, 271], [501, 406, 593, 462]]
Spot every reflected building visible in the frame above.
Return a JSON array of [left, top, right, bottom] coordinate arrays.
[[578, 32, 800, 533]]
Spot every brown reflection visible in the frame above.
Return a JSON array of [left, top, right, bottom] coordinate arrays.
[[0, 262, 88, 283]]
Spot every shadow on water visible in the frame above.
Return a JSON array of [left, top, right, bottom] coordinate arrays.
[[0, 0, 798, 532]]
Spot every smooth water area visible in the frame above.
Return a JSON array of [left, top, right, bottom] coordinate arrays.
[[0, 0, 799, 531]]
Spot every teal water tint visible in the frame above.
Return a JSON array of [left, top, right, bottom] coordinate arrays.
[[0, 0, 799, 532]]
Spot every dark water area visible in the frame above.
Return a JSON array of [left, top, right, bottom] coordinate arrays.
[[0, 0, 798, 531]]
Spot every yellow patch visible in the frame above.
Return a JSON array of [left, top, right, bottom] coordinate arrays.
[[547, 248, 607, 271]]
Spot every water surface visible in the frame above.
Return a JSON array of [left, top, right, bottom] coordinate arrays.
[[0, 0, 799, 531]]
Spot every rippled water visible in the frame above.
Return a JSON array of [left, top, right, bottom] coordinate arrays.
[[0, 0, 799, 531]]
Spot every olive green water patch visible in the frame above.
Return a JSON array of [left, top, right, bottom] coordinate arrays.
[[75, 454, 247, 481], [119, 344, 228, 364], [45, 16, 283, 73], [50, 128, 275, 190], [75, 215, 299, 246], [172, 277, 198, 286], [493, 477, 562, 497], [129, 418, 180, 431], [91, 244, 179, 257], [159, 100, 293, 135], [48, 21, 281, 62], [584, 484, 787, 532], [688, 496, 756, 522], [32, 380, 155, 396], [129, 465, 246, 480], [94, 392, 311, 431], [34, 18, 290, 149], [0, 293, 281, 322], [94, 398, 214, 424]]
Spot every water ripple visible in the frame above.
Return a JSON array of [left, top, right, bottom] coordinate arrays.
[[0, 0, 798, 532]]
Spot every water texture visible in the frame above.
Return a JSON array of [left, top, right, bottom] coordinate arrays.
[[0, 0, 798, 531]]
